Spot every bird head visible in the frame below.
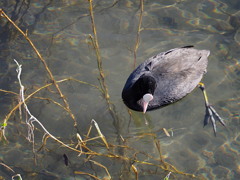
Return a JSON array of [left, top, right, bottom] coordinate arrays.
[[134, 75, 156, 113]]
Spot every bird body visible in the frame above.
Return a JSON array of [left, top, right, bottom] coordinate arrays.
[[122, 46, 210, 112]]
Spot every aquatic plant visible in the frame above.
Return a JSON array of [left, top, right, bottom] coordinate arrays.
[[0, 1, 199, 179]]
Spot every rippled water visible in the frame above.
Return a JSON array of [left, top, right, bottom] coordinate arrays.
[[0, 0, 240, 179]]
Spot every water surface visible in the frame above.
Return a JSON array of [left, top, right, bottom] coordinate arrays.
[[0, 0, 239, 179]]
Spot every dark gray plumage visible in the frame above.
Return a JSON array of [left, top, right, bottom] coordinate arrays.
[[122, 46, 225, 135], [122, 46, 209, 112]]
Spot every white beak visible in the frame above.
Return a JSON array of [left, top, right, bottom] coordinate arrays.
[[142, 93, 153, 113]]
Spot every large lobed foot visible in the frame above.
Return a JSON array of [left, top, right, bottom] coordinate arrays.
[[204, 104, 226, 136], [198, 82, 226, 135]]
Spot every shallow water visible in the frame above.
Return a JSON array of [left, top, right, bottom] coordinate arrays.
[[0, 0, 240, 179]]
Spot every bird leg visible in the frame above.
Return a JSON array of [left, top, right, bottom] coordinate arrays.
[[198, 83, 226, 136]]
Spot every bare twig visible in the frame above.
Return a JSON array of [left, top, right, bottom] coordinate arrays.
[[89, 159, 111, 179], [133, 0, 144, 68], [74, 171, 101, 180], [131, 164, 139, 180], [0, 9, 78, 128], [2, 77, 100, 126], [0, 162, 23, 180], [87, 0, 122, 133], [13, 59, 83, 153]]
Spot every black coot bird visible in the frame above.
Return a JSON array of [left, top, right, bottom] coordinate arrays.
[[122, 46, 225, 135]]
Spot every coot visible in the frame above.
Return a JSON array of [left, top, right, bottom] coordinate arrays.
[[122, 46, 225, 134]]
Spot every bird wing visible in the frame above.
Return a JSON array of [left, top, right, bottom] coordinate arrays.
[[123, 46, 209, 94], [148, 47, 210, 106], [146, 47, 210, 74]]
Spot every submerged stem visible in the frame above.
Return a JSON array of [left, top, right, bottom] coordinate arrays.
[[0, 9, 78, 128]]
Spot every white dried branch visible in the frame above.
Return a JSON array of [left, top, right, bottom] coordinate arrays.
[[14, 59, 80, 153]]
